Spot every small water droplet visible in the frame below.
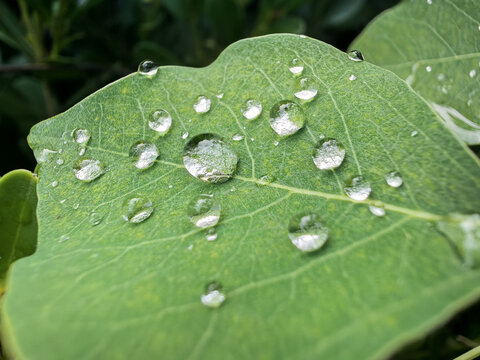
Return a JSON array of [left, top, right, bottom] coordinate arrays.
[[344, 175, 371, 201], [73, 158, 104, 182], [149, 109, 172, 135], [138, 60, 158, 76], [385, 171, 403, 188], [469, 69, 476, 78], [51, 180, 58, 187], [348, 50, 364, 62], [187, 244, 194, 250], [73, 203, 79, 210], [269, 100, 305, 137], [369, 201, 386, 217], [274, 141, 279, 146], [289, 58, 304, 75], [411, 130, 418, 137], [426, 66, 432, 72], [294, 77, 318, 101], [122, 196, 154, 223], [241, 99, 262, 120], [188, 194, 221, 228], [193, 95, 211, 114], [34, 148, 57, 163], [59, 234, 70, 243], [312, 138, 346, 170], [56, 158, 64, 165], [182, 132, 189, 139], [71, 128, 91, 145], [216, 91, 224, 99], [288, 213, 328, 252], [168, 185, 173, 189], [88, 210, 103, 226], [257, 174, 276, 186], [437, 73, 445, 81], [427, 0, 432, 4], [206, 228, 218, 241], [60, 199, 66, 204], [201, 282, 226, 308], [183, 134, 238, 183], [300, 34, 307, 39], [79, 148, 86, 156], [129, 141, 159, 170], [349, 74, 356, 81], [232, 134, 244, 141]]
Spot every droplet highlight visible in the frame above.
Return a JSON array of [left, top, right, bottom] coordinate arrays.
[[385, 171, 403, 188], [348, 50, 364, 62], [193, 95, 211, 114], [122, 196, 154, 223], [149, 109, 172, 135], [71, 128, 91, 145], [129, 141, 159, 170], [241, 99, 262, 120], [73, 158, 104, 182], [294, 77, 318, 101], [269, 100, 305, 137], [344, 175, 371, 201], [288, 213, 329, 252], [312, 138, 345, 170], [188, 194, 221, 229], [201, 282, 226, 308], [138, 60, 158, 76], [289, 58, 304, 75]]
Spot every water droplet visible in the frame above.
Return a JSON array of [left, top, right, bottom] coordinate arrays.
[[312, 138, 345, 170], [216, 91, 224, 99], [344, 175, 371, 201], [426, 66, 432, 72], [129, 141, 159, 170], [182, 132, 189, 139], [193, 95, 211, 114], [206, 228, 218, 241], [73, 203, 79, 210], [149, 109, 172, 135], [60, 199, 66, 204], [71, 128, 91, 145], [288, 213, 328, 252], [138, 60, 158, 76], [56, 158, 64, 165], [187, 244, 194, 250], [300, 34, 307, 39], [122, 196, 154, 223], [88, 210, 103, 226], [257, 174, 276, 186], [348, 50, 364, 62], [188, 194, 221, 228], [469, 69, 476, 78], [241, 99, 262, 120], [168, 184, 173, 189], [51, 180, 58, 187], [349, 74, 356, 81], [269, 100, 305, 137], [427, 0, 432, 4], [294, 77, 318, 101], [79, 148, 86, 156], [232, 134, 244, 141], [183, 134, 238, 183], [385, 171, 403, 188], [369, 201, 386, 217], [201, 282, 226, 308], [34, 148, 56, 163], [73, 158, 104, 182], [437, 73, 445, 81], [59, 234, 70, 243], [274, 141, 279, 146], [411, 130, 418, 137], [289, 58, 304, 75]]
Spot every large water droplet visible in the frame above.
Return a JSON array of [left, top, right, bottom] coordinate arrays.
[[269, 100, 305, 137], [312, 138, 345, 170], [183, 134, 238, 183], [344, 175, 371, 201], [206, 228, 218, 241], [193, 95, 211, 114], [201, 282, 226, 308], [348, 50, 364, 62], [369, 201, 386, 217], [73, 158, 104, 182], [289, 58, 304, 75], [88, 210, 103, 226], [241, 99, 262, 120], [188, 194, 221, 228], [288, 213, 328, 252], [232, 134, 244, 141], [294, 77, 318, 101], [138, 60, 158, 76], [149, 109, 172, 135], [122, 196, 154, 223], [71, 128, 91, 145], [129, 141, 159, 169], [34, 148, 56, 163], [385, 171, 403, 188]]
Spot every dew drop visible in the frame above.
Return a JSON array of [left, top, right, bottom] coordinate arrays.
[[73, 203, 79, 210], [426, 66, 432, 72], [73, 158, 104, 182], [427, 0, 432, 4], [288, 213, 328, 252], [289, 58, 304, 75], [201, 282, 226, 308], [216, 91, 224, 99], [294, 77, 318, 101], [149, 109, 172, 135], [138, 60, 158, 76], [349, 74, 356, 81], [187, 194, 221, 228], [312, 138, 345, 170], [56, 158, 64, 165], [369, 201, 386, 217], [269, 100, 305, 137], [89, 210, 103, 226], [34, 148, 56, 163], [344, 175, 371, 201], [411, 130, 418, 137], [274, 141, 279, 147], [241, 99, 262, 120], [348, 50, 364, 62], [385, 171, 403, 188], [71, 128, 91, 145], [469, 69, 477, 78], [206, 228, 218, 241], [182, 132, 189, 139], [183, 134, 238, 183], [257, 174, 276, 186], [232, 134, 244, 141], [59, 234, 70, 243], [122, 196, 154, 223], [60, 199, 66, 204], [51, 180, 58, 188], [193, 95, 211, 114], [129, 141, 159, 170], [187, 244, 194, 250]]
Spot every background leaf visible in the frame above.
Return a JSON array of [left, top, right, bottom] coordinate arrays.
[[349, 0, 480, 144], [2, 34, 480, 360]]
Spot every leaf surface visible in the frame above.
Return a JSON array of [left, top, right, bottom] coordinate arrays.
[[350, 0, 480, 144], [3, 34, 480, 360]]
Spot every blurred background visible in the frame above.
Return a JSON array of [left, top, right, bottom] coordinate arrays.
[[0, 0, 399, 175], [1, 1, 479, 359]]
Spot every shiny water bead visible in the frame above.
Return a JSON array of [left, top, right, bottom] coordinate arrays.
[[385, 171, 403, 188], [138, 60, 158, 75], [122, 196, 154, 223], [294, 77, 318, 101], [257, 174, 276, 186], [71, 128, 91, 145], [206, 228, 218, 241], [369, 201, 386, 217], [73, 158, 104, 182], [149, 109, 172, 135], [188, 194, 221, 229], [201, 282, 226, 308], [129, 141, 159, 170], [288, 213, 329, 252], [289, 58, 304, 75], [269, 100, 305, 137], [348, 50, 364, 62], [312, 138, 345, 170], [344, 175, 371, 201], [232, 134, 244, 141], [193, 95, 211, 113], [241, 99, 262, 120], [183, 134, 238, 183]]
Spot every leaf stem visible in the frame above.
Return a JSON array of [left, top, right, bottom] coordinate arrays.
[[454, 346, 480, 360]]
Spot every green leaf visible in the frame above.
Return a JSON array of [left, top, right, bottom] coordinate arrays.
[[0, 169, 37, 291], [3, 34, 480, 359], [350, 0, 480, 144]]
